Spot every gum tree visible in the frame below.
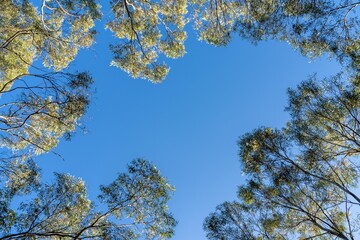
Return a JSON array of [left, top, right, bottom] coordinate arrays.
[[0, 159, 176, 240], [204, 73, 360, 239], [192, 0, 360, 70]]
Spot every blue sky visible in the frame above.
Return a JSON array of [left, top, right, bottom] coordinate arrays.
[[37, 11, 341, 240]]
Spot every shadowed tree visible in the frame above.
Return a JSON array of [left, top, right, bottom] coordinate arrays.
[[204, 72, 360, 240], [0, 158, 177, 239]]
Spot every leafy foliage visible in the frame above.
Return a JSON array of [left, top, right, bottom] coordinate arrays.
[[1, 0, 356, 163], [0, 159, 176, 239], [1, 2, 360, 239], [0, 72, 93, 157], [0, 0, 100, 89], [204, 73, 360, 240], [0, 0, 98, 162], [3, 0, 358, 84], [108, 0, 188, 82], [192, 0, 360, 70]]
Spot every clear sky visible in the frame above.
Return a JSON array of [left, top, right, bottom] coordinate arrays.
[[36, 6, 341, 239]]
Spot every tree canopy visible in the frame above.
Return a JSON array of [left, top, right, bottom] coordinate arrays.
[[1, 0, 357, 159], [0, 158, 176, 239], [204, 72, 360, 239], [1, 0, 99, 163], [1, 0, 360, 239], [108, 0, 188, 82], [192, 0, 359, 70], [1, 0, 100, 86], [199, 1, 359, 238], [2, 0, 359, 83]]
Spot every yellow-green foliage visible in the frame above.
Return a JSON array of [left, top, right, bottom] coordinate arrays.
[[0, 0, 100, 89], [107, 0, 187, 82]]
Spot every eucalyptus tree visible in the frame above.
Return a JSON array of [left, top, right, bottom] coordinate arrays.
[[0, 71, 92, 159], [1, 0, 100, 88], [0, 158, 176, 240], [1, 0, 358, 186], [107, 0, 188, 82], [204, 73, 360, 239], [192, 0, 360, 70], [3, 0, 359, 85], [1, 0, 187, 84], [0, 0, 100, 173], [0, 0, 188, 164]]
